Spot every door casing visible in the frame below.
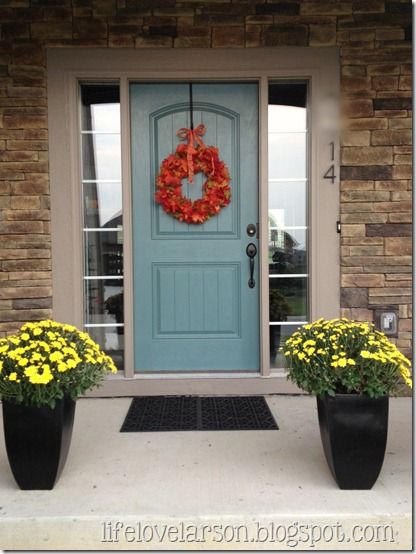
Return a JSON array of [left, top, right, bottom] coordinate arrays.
[[47, 47, 340, 396]]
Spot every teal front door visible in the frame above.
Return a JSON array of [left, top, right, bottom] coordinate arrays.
[[130, 82, 259, 372]]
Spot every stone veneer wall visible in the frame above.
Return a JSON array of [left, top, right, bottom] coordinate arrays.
[[0, 0, 412, 358]]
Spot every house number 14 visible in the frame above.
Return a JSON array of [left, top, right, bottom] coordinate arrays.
[[323, 141, 336, 184]]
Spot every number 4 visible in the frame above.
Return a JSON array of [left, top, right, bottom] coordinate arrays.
[[323, 164, 336, 184]]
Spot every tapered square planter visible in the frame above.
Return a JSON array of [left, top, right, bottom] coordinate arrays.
[[317, 394, 389, 490], [2, 397, 76, 490]]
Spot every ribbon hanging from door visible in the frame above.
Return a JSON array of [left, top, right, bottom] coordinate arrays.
[[154, 83, 232, 225]]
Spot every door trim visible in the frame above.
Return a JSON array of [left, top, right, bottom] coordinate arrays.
[[47, 47, 340, 395]]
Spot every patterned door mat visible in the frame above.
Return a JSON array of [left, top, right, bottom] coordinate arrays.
[[120, 396, 278, 432]]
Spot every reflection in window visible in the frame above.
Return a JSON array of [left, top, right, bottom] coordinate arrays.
[[268, 83, 309, 369], [80, 83, 124, 370]]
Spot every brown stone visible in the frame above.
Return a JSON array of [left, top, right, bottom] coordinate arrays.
[[8, 271, 51, 281], [353, 0, 385, 13], [375, 180, 408, 191], [0, 221, 44, 234], [366, 223, 411, 237], [341, 76, 371, 92], [389, 117, 412, 129], [373, 97, 412, 110], [342, 273, 384, 287], [3, 114, 47, 129], [0, 150, 38, 162], [392, 165, 412, 179], [400, 63, 412, 74], [73, 17, 107, 39], [4, 208, 50, 221], [30, 21, 72, 39], [385, 237, 412, 255], [301, 1, 352, 15], [341, 65, 366, 76], [341, 287, 368, 308], [347, 117, 387, 130], [341, 165, 392, 180], [341, 180, 374, 190], [0, 286, 51, 300], [371, 129, 411, 145], [341, 224, 365, 237], [1, 252, 50, 265], [376, 28, 405, 41], [393, 154, 411, 166], [264, 25, 308, 46], [341, 146, 393, 165], [212, 26, 245, 47], [11, 180, 49, 195], [349, 245, 384, 256], [371, 76, 399, 91], [367, 64, 400, 75], [374, 201, 412, 213], [135, 36, 173, 47], [343, 99, 373, 118], [12, 297, 52, 309], [341, 213, 388, 224], [309, 24, 336, 45], [2, 259, 52, 271], [342, 130, 370, 146], [388, 213, 412, 223], [0, 309, 52, 322], [341, 190, 390, 202]]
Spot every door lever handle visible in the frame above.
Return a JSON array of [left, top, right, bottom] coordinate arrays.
[[246, 243, 257, 289]]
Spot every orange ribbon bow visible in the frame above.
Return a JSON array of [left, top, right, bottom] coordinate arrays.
[[177, 124, 214, 183]]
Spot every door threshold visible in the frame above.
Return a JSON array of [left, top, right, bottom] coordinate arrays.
[[85, 372, 301, 396]]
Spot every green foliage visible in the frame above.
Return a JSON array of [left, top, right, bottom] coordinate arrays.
[[0, 320, 117, 408], [283, 318, 412, 398], [269, 289, 291, 322]]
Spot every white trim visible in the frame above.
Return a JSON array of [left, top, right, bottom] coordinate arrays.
[[84, 323, 124, 328], [48, 47, 340, 396]]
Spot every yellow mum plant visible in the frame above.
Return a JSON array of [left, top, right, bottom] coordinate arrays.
[[283, 318, 412, 398], [0, 320, 117, 408]]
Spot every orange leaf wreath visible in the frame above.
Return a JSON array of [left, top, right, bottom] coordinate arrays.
[[155, 124, 231, 224]]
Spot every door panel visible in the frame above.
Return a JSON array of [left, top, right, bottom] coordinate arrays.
[[130, 82, 259, 372]]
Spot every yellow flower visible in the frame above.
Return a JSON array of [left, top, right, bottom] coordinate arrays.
[[57, 362, 68, 372], [50, 350, 64, 362], [8, 372, 18, 381], [18, 358, 29, 367], [297, 352, 306, 360], [306, 347, 315, 356], [317, 348, 326, 355], [347, 358, 356, 365], [360, 350, 371, 359], [21, 333, 30, 341], [337, 358, 347, 368], [33, 327, 43, 336]]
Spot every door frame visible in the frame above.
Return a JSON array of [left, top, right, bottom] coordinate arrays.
[[47, 47, 340, 395]]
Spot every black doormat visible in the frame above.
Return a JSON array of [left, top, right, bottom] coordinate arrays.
[[120, 396, 278, 432]]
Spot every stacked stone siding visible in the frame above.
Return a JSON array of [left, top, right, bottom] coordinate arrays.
[[0, 0, 412, 357]]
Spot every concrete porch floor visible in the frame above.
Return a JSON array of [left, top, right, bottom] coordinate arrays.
[[0, 396, 412, 550]]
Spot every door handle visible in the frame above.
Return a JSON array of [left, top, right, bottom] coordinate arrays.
[[246, 243, 257, 289]]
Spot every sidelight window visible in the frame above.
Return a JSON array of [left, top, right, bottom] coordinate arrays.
[[80, 83, 124, 370], [268, 82, 309, 369]]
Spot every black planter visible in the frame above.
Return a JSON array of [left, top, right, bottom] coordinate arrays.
[[2, 396, 76, 490], [317, 393, 388, 490]]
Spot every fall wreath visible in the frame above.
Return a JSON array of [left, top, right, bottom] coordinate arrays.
[[155, 124, 231, 224]]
